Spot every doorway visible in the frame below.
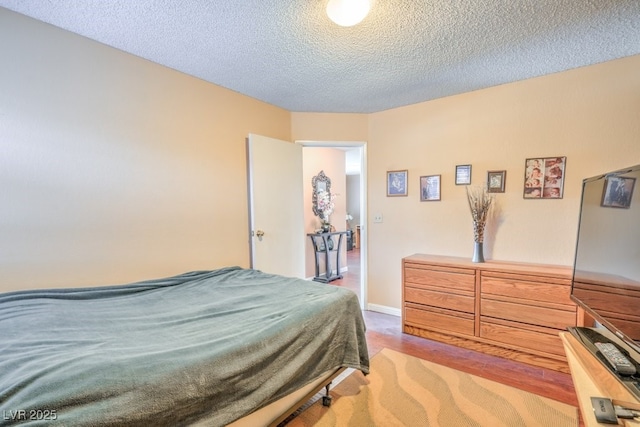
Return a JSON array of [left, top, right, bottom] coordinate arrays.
[[299, 141, 367, 309]]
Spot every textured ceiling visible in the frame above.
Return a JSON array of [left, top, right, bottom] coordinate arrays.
[[1, 1, 639, 113]]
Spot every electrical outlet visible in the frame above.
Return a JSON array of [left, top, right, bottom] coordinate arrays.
[[373, 213, 383, 223]]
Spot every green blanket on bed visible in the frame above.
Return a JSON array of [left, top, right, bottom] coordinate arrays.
[[0, 267, 369, 426]]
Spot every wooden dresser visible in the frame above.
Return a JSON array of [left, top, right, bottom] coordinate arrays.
[[402, 254, 584, 373]]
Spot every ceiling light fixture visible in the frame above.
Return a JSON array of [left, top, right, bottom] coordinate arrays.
[[326, 0, 371, 27]]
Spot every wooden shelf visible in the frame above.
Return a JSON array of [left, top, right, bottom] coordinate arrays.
[[561, 331, 640, 426]]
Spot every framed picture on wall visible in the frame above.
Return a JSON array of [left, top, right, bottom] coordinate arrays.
[[420, 175, 441, 201], [601, 176, 636, 208], [523, 157, 566, 199], [387, 170, 408, 196], [455, 165, 472, 185], [487, 170, 506, 193]]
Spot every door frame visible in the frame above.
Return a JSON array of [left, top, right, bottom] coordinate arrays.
[[297, 140, 368, 310]]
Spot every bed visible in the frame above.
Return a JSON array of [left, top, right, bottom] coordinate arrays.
[[0, 266, 369, 426]]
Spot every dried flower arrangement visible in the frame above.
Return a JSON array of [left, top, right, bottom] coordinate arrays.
[[466, 186, 493, 243]]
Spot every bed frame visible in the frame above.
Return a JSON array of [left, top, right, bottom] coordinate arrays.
[[230, 367, 347, 427]]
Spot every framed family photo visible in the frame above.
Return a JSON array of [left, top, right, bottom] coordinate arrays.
[[487, 170, 506, 193], [387, 170, 408, 196], [455, 165, 472, 185], [420, 175, 441, 201], [523, 157, 566, 199], [601, 176, 636, 208]]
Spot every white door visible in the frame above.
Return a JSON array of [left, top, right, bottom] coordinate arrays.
[[247, 134, 305, 278]]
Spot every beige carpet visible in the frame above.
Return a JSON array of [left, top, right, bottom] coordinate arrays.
[[286, 348, 578, 427]]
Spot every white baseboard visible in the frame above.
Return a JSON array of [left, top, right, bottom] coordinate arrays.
[[366, 303, 401, 317]]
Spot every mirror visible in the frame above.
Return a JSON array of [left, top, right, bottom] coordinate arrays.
[[312, 170, 331, 217]]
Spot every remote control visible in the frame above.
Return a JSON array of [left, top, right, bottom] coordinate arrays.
[[595, 342, 637, 376], [591, 397, 618, 424]]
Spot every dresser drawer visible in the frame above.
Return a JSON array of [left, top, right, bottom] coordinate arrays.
[[480, 320, 565, 357], [402, 255, 578, 372], [481, 274, 573, 306], [404, 264, 475, 294], [405, 305, 475, 336], [481, 299, 576, 330], [405, 286, 475, 313]]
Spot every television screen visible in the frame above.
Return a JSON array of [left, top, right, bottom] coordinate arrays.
[[570, 164, 640, 354]]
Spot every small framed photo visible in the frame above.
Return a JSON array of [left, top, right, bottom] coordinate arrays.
[[455, 165, 472, 185], [487, 170, 506, 193], [523, 157, 566, 199], [420, 175, 441, 201], [387, 170, 408, 196], [601, 176, 636, 208]]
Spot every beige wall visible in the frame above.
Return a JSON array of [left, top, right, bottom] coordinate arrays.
[[291, 55, 640, 312], [3, 8, 639, 314], [0, 9, 291, 291], [292, 113, 369, 142], [365, 55, 640, 310], [303, 148, 347, 278]]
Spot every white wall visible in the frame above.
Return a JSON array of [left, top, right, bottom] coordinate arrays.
[[346, 174, 361, 229]]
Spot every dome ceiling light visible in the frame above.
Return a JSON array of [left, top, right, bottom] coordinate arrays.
[[326, 0, 371, 27]]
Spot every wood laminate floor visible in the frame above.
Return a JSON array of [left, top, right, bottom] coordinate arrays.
[[330, 248, 585, 426]]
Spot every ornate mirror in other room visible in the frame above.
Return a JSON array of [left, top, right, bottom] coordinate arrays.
[[312, 170, 331, 217]]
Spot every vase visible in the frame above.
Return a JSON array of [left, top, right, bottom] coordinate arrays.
[[472, 241, 484, 263]]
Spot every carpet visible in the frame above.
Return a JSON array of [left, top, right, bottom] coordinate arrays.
[[285, 348, 578, 427]]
